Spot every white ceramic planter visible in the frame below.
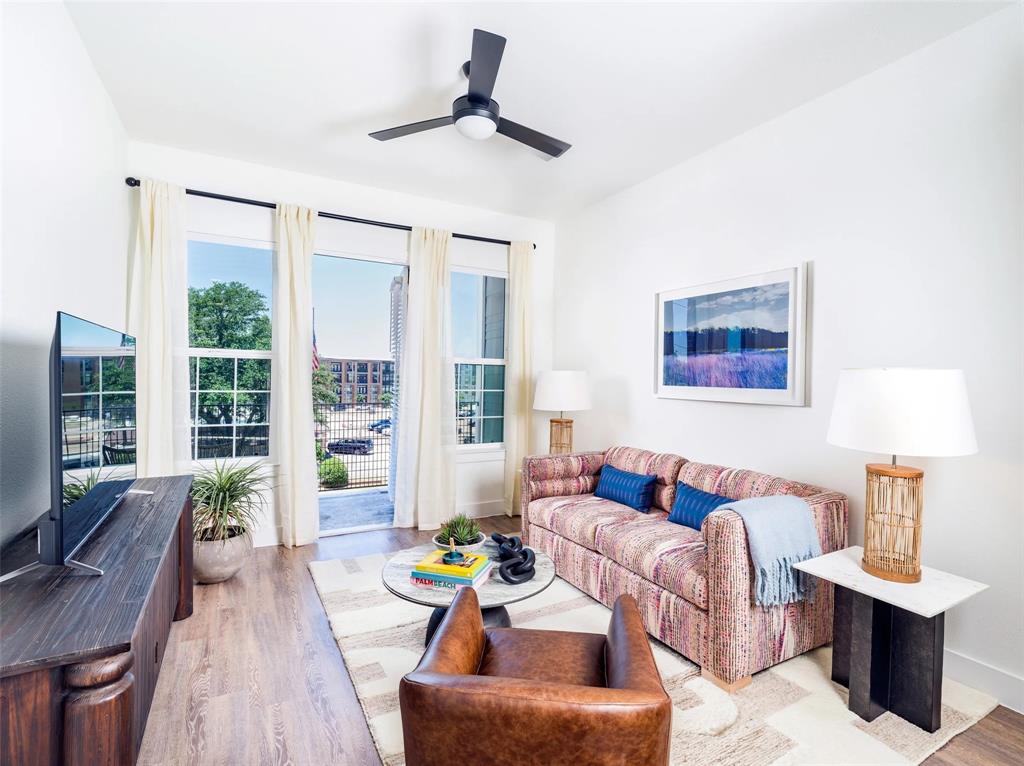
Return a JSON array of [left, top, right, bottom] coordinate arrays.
[[193, 531, 253, 583], [431, 532, 487, 554]]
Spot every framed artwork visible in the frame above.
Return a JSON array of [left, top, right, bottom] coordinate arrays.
[[655, 265, 807, 405]]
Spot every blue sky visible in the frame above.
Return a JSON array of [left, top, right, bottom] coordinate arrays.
[[666, 282, 790, 333], [60, 312, 135, 349], [188, 241, 485, 360]]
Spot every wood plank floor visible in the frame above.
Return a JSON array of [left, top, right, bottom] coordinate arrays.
[[140, 515, 1024, 765]]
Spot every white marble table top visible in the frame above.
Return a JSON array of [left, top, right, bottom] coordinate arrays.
[[381, 540, 556, 609], [793, 546, 987, 618]]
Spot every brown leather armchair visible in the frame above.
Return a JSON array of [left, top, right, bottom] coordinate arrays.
[[399, 587, 672, 766]]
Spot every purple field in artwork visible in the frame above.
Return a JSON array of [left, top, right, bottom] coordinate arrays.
[[663, 349, 788, 389]]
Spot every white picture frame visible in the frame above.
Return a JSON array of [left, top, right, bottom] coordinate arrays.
[[654, 264, 808, 406]]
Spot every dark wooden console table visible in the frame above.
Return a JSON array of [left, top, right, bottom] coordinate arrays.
[[0, 476, 193, 766]]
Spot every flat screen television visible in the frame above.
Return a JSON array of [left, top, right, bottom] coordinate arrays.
[[37, 312, 137, 569]]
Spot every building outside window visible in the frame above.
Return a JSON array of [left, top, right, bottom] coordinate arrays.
[[187, 239, 272, 459], [451, 271, 506, 445]]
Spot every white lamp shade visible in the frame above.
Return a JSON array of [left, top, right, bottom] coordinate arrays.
[[533, 370, 592, 412], [827, 368, 977, 457]]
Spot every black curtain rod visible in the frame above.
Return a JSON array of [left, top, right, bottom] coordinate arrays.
[[124, 177, 533, 249]]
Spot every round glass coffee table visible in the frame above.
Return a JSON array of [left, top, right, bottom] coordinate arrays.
[[382, 539, 556, 645]]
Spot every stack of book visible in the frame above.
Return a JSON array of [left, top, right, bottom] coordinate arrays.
[[410, 550, 492, 591]]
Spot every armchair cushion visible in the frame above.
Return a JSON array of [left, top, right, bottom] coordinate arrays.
[[479, 628, 607, 687]]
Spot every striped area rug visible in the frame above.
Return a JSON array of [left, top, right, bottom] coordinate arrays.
[[309, 553, 995, 766]]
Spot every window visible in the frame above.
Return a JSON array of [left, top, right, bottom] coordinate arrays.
[[331, 362, 341, 373], [188, 239, 272, 459], [451, 271, 506, 445]]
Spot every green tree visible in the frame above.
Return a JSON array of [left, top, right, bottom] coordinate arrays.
[[189, 282, 271, 350], [379, 390, 394, 408], [312, 366, 338, 427]]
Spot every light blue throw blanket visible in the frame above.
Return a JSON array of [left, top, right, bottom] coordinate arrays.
[[717, 495, 822, 606]]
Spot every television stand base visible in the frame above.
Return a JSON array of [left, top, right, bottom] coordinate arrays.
[[0, 560, 42, 584], [66, 558, 103, 576]]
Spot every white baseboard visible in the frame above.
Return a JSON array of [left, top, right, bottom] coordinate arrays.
[[457, 499, 508, 519], [944, 648, 1024, 713]]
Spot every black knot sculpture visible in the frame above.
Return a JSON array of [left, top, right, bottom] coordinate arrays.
[[490, 532, 536, 585]]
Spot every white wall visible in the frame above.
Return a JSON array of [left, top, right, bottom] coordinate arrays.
[[0, 3, 130, 547], [129, 142, 556, 544], [554, 8, 1023, 708]]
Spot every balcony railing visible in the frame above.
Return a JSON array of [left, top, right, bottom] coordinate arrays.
[[315, 400, 393, 491]]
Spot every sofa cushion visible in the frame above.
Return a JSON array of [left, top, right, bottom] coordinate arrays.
[[594, 515, 708, 610], [668, 483, 735, 531], [715, 468, 820, 500], [676, 461, 730, 493], [604, 446, 686, 512], [528, 494, 641, 551], [594, 465, 657, 512]]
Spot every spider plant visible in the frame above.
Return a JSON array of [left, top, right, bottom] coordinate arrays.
[[436, 513, 483, 547], [191, 461, 269, 543], [63, 469, 105, 508]]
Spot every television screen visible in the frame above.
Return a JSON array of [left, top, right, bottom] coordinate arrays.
[[51, 312, 137, 561]]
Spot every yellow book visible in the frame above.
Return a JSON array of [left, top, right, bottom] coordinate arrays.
[[415, 550, 490, 578]]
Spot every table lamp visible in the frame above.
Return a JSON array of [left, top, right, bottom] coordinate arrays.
[[827, 368, 977, 583], [533, 370, 591, 454]]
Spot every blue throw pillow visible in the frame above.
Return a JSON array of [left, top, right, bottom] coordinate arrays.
[[668, 483, 735, 530], [594, 465, 657, 512]]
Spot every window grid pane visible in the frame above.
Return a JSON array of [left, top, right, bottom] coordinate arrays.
[[454, 361, 505, 445], [190, 354, 271, 459]]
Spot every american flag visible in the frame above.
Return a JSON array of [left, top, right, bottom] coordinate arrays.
[[312, 310, 321, 372]]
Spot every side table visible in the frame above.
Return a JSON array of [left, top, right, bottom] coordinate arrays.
[[794, 545, 987, 732]]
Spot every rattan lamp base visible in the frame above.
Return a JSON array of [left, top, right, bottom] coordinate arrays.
[[861, 463, 925, 583], [548, 418, 574, 454]]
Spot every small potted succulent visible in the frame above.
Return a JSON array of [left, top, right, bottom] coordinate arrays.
[[191, 461, 268, 584], [432, 513, 486, 553]]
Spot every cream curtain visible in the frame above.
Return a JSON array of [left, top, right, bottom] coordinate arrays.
[[503, 241, 534, 515], [394, 227, 456, 530], [271, 204, 318, 547], [126, 179, 191, 477]]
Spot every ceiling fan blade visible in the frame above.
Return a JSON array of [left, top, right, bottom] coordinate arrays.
[[467, 29, 506, 104], [496, 118, 571, 158], [369, 116, 453, 141]]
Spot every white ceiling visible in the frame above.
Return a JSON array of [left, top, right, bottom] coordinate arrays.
[[67, 2, 1004, 220]]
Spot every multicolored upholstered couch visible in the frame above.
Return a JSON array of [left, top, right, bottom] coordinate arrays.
[[520, 446, 848, 690]]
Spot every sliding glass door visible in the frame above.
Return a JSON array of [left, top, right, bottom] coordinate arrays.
[[312, 254, 406, 535]]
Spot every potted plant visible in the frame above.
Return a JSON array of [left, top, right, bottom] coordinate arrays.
[[432, 513, 486, 552], [191, 461, 268, 584]]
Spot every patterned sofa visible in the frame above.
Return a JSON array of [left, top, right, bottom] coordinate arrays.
[[520, 446, 848, 690]]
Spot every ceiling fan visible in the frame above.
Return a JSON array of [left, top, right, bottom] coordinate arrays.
[[369, 29, 571, 159]]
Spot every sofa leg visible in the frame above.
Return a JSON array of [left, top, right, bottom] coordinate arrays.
[[701, 668, 752, 693]]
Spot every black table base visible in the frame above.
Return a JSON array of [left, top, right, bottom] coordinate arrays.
[[832, 584, 944, 732], [425, 604, 511, 645]]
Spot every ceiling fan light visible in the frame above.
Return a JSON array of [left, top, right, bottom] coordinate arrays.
[[454, 114, 497, 140]]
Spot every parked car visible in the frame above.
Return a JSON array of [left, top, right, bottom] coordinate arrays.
[[367, 418, 392, 433], [328, 438, 374, 455]]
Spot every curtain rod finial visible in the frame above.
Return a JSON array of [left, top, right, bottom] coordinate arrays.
[[125, 177, 140, 187]]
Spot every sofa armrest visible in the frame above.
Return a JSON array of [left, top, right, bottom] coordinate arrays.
[[520, 451, 606, 542], [399, 673, 670, 766], [701, 490, 849, 683]]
